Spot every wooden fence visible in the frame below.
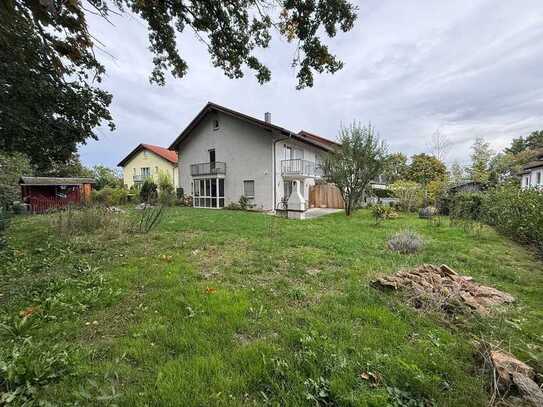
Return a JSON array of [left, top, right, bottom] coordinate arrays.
[[308, 184, 344, 209], [28, 191, 81, 214]]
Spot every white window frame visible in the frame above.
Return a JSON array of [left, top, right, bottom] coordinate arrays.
[[193, 178, 224, 208]]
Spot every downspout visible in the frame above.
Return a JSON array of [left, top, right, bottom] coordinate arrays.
[[272, 132, 292, 211]]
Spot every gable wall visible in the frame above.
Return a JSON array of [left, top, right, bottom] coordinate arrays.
[[177, 112, 277, 209]]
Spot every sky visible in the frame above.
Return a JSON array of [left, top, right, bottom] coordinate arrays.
[[80, 0, 543, 168]]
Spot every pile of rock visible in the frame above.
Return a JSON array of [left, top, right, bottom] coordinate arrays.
[[372, 264, 515, 315]]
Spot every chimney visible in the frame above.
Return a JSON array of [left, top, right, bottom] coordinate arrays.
[[264, 112, 271, 124]]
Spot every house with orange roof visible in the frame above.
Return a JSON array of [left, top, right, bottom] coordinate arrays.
[[118, 144, 179, 189]]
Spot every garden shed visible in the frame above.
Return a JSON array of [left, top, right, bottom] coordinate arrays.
[[20, 177, 95, 213]]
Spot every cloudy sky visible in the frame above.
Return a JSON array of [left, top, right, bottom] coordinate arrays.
[[81, 0, 543, 168]]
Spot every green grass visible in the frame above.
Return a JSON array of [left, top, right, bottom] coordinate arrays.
[[1, 208, 542, 406]]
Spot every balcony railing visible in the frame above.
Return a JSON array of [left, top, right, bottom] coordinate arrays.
[[281, 159, 322, 178], [190, 162, 226, 176], [133, 174, 145, 182]]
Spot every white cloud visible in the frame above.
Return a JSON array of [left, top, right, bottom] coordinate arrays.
[[80, 0, 543, 168]]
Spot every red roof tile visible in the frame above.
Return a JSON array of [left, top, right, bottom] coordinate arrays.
[[118, 144, 178, 167]]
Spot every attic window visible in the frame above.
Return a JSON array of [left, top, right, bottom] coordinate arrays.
[[213, 119, 220, 130], [143, 150, 149, 158]]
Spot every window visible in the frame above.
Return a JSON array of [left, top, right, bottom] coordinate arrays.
[[213, 119, 220, 130], [193, 178, 224, 208], [143, 150, 149, 158], [243, 180, 255, 198], [538, 172, 542, 185], [141, 167, 150, 178]]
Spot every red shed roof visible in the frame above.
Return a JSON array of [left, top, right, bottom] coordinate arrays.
[[118, 144, 178, 167]]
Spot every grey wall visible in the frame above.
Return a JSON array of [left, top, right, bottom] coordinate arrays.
[[177, 112, 278, 210]]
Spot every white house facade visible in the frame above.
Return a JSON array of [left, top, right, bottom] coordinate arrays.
[[521, 150, 543, 189], [168, 103, 337, 214]]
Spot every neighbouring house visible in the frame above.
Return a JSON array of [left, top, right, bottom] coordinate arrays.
[[520, 149, 543, 189], [118, 144, 179, 189], [20, 177, 95, 213], [168, 102, 341, 218]]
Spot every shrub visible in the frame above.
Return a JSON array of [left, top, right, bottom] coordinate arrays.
[[239, 195, 249, 210], [92, 187, 128, 206], [372, 204, 398, 222], [482, 185, 543, 253], [419, 206, 438, 219], [177, 195, 193, 207], [449, 192, 484, 222], [224, 202, 242, 210], [390, 181, 423, 212], [387, 230, 425, 254], [140, 179, 158, 203]]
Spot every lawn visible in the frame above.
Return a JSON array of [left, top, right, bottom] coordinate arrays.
[[1, 208, 542, 406]]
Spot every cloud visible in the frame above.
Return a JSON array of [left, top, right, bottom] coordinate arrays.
[[80, 0, 543, 168]]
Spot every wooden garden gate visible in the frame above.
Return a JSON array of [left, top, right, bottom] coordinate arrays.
[[308, 184, 344, 209]]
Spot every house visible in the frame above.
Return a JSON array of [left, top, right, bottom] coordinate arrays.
[[118, 144, 179, 189], [168, 102, 339, 217], [520, 149, 543, 189], [20, 177, 95, 213], [447, 180, 484, 194]]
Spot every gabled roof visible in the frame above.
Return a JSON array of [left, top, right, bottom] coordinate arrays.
[[168, 102, 338, 152], [118, 144, 178, 167], [20, 177, 95, 186]]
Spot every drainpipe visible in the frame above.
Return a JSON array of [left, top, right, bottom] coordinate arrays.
[[272, 132, 292, 211]]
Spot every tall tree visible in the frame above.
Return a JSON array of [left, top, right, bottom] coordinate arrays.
[[449, 161, 466, 185], [406, 154, 447, 185], [382, 152, 408, 183], [506, 130, 543, 155], [322, 123, 388, 216], [428, 129, 451, 162], [468, 137, 494, 183], [0, 7, 114, 172], [2, 1, 357, 172]]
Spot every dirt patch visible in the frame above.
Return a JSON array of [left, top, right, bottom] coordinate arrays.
[[372, 264, 515, 315]]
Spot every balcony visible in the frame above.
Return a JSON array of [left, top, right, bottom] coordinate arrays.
[[133, 174, 145, 182], [281, 159, 322, 178], [190, 162, 226, 176]]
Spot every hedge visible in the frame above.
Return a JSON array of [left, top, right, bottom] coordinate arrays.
[[482, 185, 543, 252], [449, 186, 543, 253]]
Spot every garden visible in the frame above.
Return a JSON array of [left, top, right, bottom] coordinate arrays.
[[1, 203, 542, 406]]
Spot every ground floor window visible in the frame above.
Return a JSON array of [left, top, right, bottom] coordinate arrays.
[[193, 178, 224, 208]]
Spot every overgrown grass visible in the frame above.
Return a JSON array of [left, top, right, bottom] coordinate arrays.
[[1, 208, 542, 406]]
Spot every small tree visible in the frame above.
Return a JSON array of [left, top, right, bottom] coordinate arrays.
[[157, 171, 175, 206], [322, 122, 388, 216], [390, 181, 423, 212]]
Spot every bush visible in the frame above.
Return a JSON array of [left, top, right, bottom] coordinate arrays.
[[140, 179, 158, 203], [239, 195, 249, 210], [419, 206, 438, 219], [390, 181, 423, 212], [449, 192, 484, 222], [177, 195, 193, 207], [387, 230, 425, 254], [372, 205, 398, 222], [91, 187, 128, 206], [482, 185, 543, 253]]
